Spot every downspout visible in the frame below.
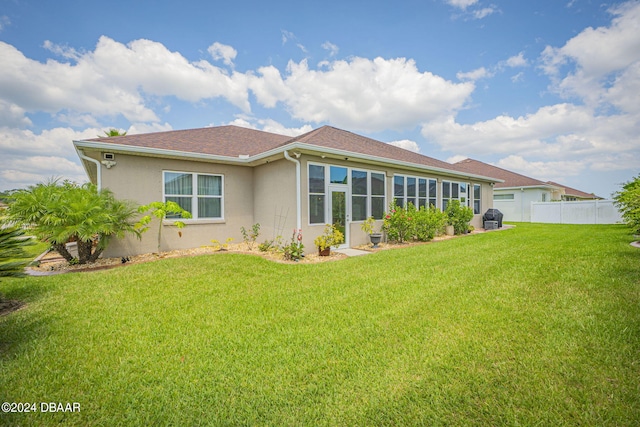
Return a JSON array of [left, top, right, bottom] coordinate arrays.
[[283, 150, 302, 231], [75, 146, 102, 189]]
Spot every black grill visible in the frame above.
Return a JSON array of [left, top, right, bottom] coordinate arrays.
[[483, 209, 503, 228]]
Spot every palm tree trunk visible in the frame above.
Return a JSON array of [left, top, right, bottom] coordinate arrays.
[[77, 241, 93, 264], [52, 242, 74, 262]]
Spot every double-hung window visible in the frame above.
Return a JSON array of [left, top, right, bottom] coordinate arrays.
[[351, 170, 367, 221], [442, 181, 459, 211], [370, 172, 385, 219], [309, 164, 326, 224], [473, 184, 481, 214], [164, 171, 223, 219]]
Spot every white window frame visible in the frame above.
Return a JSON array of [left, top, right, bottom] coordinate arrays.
[[308, 163, 327, 225], [307, 162, 386, 225], [473, 184, 482, 215], [493, 193, 515, 201], [441, 180, 469, 211], [163, 171, 224, 221], [393, 174, 437, 210]]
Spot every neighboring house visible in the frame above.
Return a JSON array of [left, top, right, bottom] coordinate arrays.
[[455, 158, 600, 222], [74, 126, 500, 257], [545, 181, 602, 201]]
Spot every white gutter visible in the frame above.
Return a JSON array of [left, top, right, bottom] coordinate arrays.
[[283, 150, 302, 231], [74, 146, 102, 189]]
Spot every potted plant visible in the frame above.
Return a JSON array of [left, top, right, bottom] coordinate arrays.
[[313, 224, 345, 256], [445, 199, 474, 235], [361, 216, 383, 248]]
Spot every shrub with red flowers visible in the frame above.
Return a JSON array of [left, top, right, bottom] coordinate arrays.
[[383, 201, 414, 243]]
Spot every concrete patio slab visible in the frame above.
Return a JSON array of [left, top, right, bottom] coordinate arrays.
[[334, 248, 372, 257]]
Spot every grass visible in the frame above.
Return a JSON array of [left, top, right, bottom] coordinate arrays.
[[1, 223, 639, 426]]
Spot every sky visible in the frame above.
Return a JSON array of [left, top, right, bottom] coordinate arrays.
[[0, 0, 639, 198]]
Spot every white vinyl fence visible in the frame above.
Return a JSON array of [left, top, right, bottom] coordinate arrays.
[[530, 200, 623, 224]]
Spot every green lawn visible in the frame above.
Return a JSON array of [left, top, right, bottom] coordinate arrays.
[[1, 223, 639, 426]]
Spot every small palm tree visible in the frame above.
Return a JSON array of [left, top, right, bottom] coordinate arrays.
[[101, 128, 127, 137], [0, 225, 34, 279], [7, 180, 139, 264]]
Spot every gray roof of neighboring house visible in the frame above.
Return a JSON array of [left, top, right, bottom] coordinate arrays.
[[546, 181, 602, 199]]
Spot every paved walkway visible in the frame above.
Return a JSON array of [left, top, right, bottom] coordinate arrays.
[[334, 248, 372, 257]]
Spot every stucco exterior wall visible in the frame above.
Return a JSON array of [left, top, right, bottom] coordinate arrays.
[[81, 148, 497, 257], [253, 159, 297, 245], [85, 150, 255, 257]]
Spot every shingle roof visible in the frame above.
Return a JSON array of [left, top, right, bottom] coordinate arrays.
[[454, 158, 552, 189], [290, 126, 463, 171], [80, 125, 499, 181], [546, 181, 601, 199], [88, 125, 291, 157]]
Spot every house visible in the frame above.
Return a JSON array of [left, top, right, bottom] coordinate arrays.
[[73, 126, 500, 257], [545, 181, 602, 201], [455, 158, 600, 222]]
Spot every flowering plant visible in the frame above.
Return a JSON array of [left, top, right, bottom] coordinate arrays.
[[382, 201, 413, 243], [313, 224, 344, 251], [283, 228, 304, 261]]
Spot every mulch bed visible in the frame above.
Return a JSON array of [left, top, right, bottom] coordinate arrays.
[[27, 244, 348, 275]]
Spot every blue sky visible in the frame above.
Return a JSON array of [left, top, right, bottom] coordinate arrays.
[[1, 0, 638, 197]]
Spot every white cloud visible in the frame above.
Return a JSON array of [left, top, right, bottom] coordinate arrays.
[[227, 116, 312, 137], [446, 0, 498, 19], [457, 67, 493, 81], [281, 30, 295, 45], [0, 36, 254, 127], [208, 42, 237, 66], [458, 53, 528, 82], [389, 139, 421, 153], [425, 2, 640, 183], [446, 0, 478, 10], [504, 52, 528, 68], [495, 155, 585, 182], [126, 122, 173, 135], [0, 126, 102, 190], [321, 41, 339, 57], [250, 57, 474, 132], [473, 7, 497, 19], [0, 100, 32, 127], [0, 15, 10, 32], [511, 72, 524, 83], [540, 1, 640, 109]]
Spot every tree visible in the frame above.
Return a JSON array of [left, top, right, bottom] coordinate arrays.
[[7, 180, 139, 264], [101, 128, 127, 137], [613, 174, 640, 234], [136, 201, 192, 254], [0, 225, 34, 279]]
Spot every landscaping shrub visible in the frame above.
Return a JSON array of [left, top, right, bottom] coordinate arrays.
[[613, 174, 640, 234], [445, 199, 474, 235], [414, 204, 447, 241], [383, 201, 413, 243], [7, 180, 139, 264]]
